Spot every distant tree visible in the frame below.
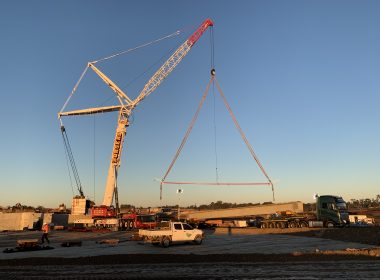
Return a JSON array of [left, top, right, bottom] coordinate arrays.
[[183, 201, 263, 210], [347, 195, 380, 209], [262, 201, 274, 205], [9, 203, 36, 212], [24, 206, 34, 212]]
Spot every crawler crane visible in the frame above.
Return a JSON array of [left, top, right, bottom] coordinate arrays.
[[59, 19, 213, 228]]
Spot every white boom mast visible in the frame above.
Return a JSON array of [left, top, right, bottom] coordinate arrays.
[[59, 19, 214, 208]]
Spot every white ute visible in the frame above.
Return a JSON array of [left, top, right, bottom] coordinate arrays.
[[139, 221, 204, 248]]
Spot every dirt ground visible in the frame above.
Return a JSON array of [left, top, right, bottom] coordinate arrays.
[[283, 226, 380, 246], [1, 260, 380, 279], [214, 226, 380, 246], [1, 226, 379, 248], [1, 227, 379, 279]]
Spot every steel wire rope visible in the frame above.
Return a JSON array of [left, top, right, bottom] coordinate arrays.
[[93, 115, 96, 203], [210, 27, 215, 71], [160, 78, 214, 199], [62, 135, 75, 197], [210, 27, 219, 183], [213, 78, 275, 201], [61, 127, 84, 196], [90, 30, 181, 64], [60, 29, 182, 114], [160, 76, 274, 200], [60, 66, 89, 114], [212, 80, 219, 183], [94, 36, 185, 110]]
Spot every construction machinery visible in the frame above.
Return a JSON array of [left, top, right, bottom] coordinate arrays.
[[185, 195, 350, 229], [58, 19, 214, 229], [258, 195, 350, 228], [121, 212, 157, 230]]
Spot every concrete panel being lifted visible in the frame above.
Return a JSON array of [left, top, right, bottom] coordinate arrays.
[[184, 201, 304, 221]]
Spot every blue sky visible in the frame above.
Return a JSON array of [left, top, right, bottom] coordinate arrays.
[[0, 0, 379, 208]]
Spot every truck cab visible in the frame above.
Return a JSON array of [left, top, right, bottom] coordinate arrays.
[[316, 195, 350, 227]]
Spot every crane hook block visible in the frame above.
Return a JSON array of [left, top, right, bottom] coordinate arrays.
[[211, 69, 216, 76]]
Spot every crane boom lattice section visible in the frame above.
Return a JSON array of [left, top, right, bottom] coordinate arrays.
[[133, 19, 213, 107], [133, 42, 191, 106]]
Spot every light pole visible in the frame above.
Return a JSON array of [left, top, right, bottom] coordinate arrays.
[[177, 188, 183, 221]]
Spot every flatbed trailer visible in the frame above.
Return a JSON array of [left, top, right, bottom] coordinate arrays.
[[185, 196, 350, 229]]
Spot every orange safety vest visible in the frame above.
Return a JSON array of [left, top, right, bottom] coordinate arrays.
[[42, 224, 49, 233]]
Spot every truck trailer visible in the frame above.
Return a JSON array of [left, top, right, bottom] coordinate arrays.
[[185, 195, 350, 228], [259, 195, 349, 228]]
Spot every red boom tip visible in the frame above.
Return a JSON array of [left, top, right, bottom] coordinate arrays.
[[188, 18, 214, 45], [204, 18, 214, 27]]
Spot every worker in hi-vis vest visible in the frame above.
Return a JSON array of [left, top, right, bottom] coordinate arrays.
[[41, 223, 50, 244]]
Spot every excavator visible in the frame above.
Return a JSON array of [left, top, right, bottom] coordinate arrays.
[[59, 19, 214, 229]]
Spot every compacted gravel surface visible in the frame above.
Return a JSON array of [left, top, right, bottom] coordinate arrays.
[[1, 227, 379, 279]]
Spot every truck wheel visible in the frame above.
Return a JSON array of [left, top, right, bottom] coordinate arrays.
[[288, 221, 296, 228], [299, 221, 308, 228], [278, 222, 285, 229], [194, 235, 202, 245], [326, 221, 334, 228], [129, 221, 134, 230], [161, 237, 170, 248], [261, 223, 267, 229], [268, 222, 275, 228]]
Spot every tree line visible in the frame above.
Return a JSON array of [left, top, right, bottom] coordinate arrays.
[[347, 195, 380, 209], [3, 195, 380, 212], [159, 200, 272, 210]]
